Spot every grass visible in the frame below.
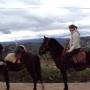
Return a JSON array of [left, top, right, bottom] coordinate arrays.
[[0, 62, 90, 83]]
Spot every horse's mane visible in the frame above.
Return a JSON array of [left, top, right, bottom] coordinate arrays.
[[50, 38, 64, 49], [49, 38, 64, 55], [46, 38, 64, 59]]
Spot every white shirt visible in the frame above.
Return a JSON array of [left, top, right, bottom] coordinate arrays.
[[4, 53, 20, 63], [68, 30, 81, 52]]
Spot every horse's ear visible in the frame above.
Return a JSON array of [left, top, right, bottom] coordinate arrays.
[[44, 36, 48, 39]]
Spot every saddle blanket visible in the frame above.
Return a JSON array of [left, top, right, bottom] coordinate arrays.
[[72, 51, 86, 63]]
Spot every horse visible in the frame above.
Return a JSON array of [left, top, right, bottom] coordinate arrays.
[[39, 36, 90, 90], [0, 45, 44, 90], [0, 44, 9, 90], [0, 61, 9, 90]]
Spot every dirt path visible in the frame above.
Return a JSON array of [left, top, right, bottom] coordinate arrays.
[[0, 82, 90, 90]]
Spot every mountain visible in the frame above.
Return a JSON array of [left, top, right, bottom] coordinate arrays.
[[0, 36, 89, 54], [1, 36, 90, 48]]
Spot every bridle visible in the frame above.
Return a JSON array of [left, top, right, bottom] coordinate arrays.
[[40, 38, 50, 61], [43, 38, 50, 52]]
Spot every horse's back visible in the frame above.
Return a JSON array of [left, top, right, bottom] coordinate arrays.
[[23, 52, 40, 62], [23, 52, 40, 69]]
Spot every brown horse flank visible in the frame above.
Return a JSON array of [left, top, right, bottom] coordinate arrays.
[[39, 36, 90, 90]]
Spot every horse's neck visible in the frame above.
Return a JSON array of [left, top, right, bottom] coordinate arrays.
[[49, 45, 63, 60], [51, 50, 63, 60], [22, 52, 33, 60]]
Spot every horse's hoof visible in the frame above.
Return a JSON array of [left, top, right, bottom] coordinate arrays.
[[42, 85, 45, 90], [6, 88, 9, 90], [64, 87, 68, 90], [33, 88, 37, 90]]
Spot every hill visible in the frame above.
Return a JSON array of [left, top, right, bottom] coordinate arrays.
[[1, 36, 90, 54]]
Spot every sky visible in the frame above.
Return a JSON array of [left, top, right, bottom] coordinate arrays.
[[0, 0, 90, 42]]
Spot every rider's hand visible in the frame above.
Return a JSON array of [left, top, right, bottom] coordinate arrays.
[[65, 48, 69, 53], [67, 49, 72, 52]]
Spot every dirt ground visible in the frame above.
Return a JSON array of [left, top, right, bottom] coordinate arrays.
[[0, 82, 90, 90]]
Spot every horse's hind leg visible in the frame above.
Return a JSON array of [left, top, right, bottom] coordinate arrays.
[[40, 77, 44, 90], [3, 65, 10, 90], [33, 79, 44, 90], [40, 81, 44, 90], [33, 81, 37, 90]]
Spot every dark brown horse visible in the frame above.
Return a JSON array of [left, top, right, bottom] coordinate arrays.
[[39, 36, 90, 90], [0, 44, 9, 90], [0, 45, 44, 90], [0, 61, 9, 90]]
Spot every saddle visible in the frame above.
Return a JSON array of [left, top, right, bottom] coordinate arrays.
[[72, 49, 86, 64]]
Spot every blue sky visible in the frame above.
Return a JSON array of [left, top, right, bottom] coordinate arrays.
[[0, 0, 90, 42]]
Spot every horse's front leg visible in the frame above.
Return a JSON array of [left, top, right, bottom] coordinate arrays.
[[33, 81, 37, 90], [61, 69, 68, 90], [3, 65, 10, 90], [40, 79, 44, 90]]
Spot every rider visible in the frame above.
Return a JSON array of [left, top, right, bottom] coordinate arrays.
[[63, 24, 81, 64], [4, 45, 27, 64], [15, 45, 27, 63], [4, 45, 26, 71]]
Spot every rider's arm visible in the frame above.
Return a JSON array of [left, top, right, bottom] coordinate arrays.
[[68, 32, 80, 52]]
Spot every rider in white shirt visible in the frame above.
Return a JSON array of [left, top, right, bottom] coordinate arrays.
[[63, 24, 81, 66], [68, 25, 80, 52]]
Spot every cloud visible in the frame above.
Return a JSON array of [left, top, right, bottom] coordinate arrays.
[[0, 8, 83, 31], [19, 0, 41, 5], [0, 7, 90, 35], [0, 0, 90, 42]]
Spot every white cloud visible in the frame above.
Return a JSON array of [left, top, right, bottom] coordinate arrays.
[[39, 29, 69, 36], [42, 0, 90, 8], [0, 0, 90, 42], [0, 30, 70, 42], [0, 28, 89, 42], [27, 7, 69, 18], [0, 31, 39, 42], [0, 0, 25, 8], [75, 16, 90, 26], [0, 0, 90, 8]]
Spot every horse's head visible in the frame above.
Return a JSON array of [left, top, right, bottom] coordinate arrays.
[[39, 36, 64, 57], [39, 36, 50, 55], [0, 44, 4, 52], [15, 45, 27, 59]]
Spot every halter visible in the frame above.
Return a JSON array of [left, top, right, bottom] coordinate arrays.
[[43, 38, 50, 52], [40, 38, 50, 61]]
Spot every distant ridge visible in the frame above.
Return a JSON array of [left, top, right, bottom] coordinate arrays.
[[1, 36, 90, 48]]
